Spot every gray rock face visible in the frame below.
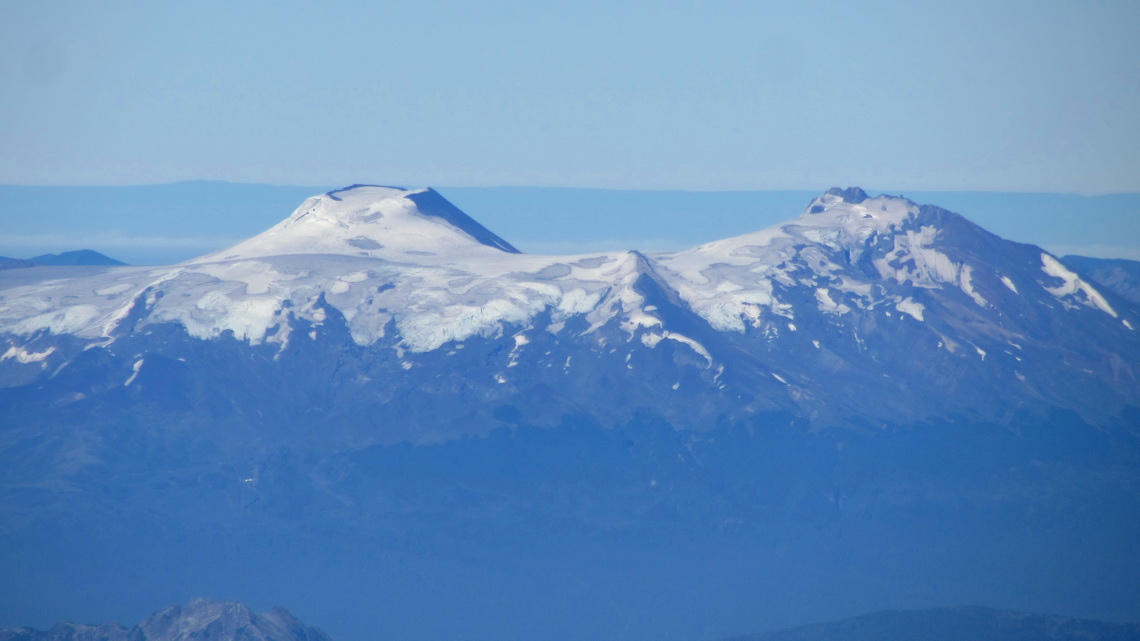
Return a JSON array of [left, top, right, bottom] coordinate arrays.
[[0, 600, 330, 641]]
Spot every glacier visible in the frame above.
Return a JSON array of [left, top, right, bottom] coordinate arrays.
[[0, 185, 1129, 353]]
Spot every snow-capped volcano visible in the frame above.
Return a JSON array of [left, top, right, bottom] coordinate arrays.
[[0, 186, 1136, 432], [192, 184, 519, 263]]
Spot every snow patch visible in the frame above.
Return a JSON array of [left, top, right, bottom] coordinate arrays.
[[173, 291, 283, 343], [2, 345, 56, 364], [95, 283, 133, 296], [873, 227, 961, 289], [958, 265, 987, 307], [640, 330, 714, 367], [815, 288, 850, 315], [1040, 253, 1117, 317], [12, 305, 103, 336], [124, 359, 143, 386], [895, 298, 925, 322]]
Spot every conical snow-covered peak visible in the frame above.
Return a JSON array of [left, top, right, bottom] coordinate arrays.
[[189, 184, 518, 263]]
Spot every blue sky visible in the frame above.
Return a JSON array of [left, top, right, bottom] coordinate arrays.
[[2, 0, 1138, 192]]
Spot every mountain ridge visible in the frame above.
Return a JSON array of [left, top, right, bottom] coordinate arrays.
[[1, 187, 1139, 641], [1, 186, 1135, 434]]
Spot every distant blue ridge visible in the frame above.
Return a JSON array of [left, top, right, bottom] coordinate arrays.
[[30, 249, 126, 266]]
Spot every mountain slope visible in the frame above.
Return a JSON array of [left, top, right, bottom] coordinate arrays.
[[0, 186, 1134, 434], [1, 187, 1138, 641]]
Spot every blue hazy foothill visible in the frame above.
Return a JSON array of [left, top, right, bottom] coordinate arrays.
[[0, 249, 125, 270], [28, 249, 125, 266]]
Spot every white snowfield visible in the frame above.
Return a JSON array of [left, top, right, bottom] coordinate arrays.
[[0, 186, 1128, 361]]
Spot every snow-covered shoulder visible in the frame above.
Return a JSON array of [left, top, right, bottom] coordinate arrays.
[[651, 188, 921, 331]]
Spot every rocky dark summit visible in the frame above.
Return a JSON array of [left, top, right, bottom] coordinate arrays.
[[824, 185, 870, 203]]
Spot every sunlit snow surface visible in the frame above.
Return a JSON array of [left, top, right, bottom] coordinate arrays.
[[0, 186, 1127, 358]]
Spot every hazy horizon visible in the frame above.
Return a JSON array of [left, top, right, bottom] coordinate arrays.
[[1, 183, 1139, 265]]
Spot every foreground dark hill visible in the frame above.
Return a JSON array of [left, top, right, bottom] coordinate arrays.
[[0, 599, 330, 641], [6, 603, 1137, 641], [735, 607, 1140, 641], [0, 187, 1137, 641]]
